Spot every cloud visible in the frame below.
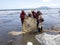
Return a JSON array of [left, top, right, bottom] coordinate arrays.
[[43, 0, 51, 2], [34, 3, 59, 8]]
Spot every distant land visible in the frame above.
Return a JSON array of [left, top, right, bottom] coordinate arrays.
[[0, 6, 60, 11]]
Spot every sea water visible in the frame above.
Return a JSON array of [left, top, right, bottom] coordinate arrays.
[[0, 8, 60, 45]]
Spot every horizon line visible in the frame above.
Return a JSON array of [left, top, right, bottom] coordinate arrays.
[[0, 8, 60, 11]]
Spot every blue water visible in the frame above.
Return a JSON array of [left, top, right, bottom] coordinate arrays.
[[43, 14, 60, 30], [0, 14, 22, 45], [0, 9, 60, 45]]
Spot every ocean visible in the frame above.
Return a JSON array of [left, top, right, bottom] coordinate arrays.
[[0, 8, 60, 45]]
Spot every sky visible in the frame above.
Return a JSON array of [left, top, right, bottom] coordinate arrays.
[[0, 0, 60, 9]]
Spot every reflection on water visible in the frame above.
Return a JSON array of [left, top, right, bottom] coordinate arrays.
[[0, 11, 60, 45], [43, 14, 60, 30]]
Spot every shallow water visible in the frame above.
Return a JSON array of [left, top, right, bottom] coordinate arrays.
[[0, 14, 22, 45], [0, 9, 60, 45]]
